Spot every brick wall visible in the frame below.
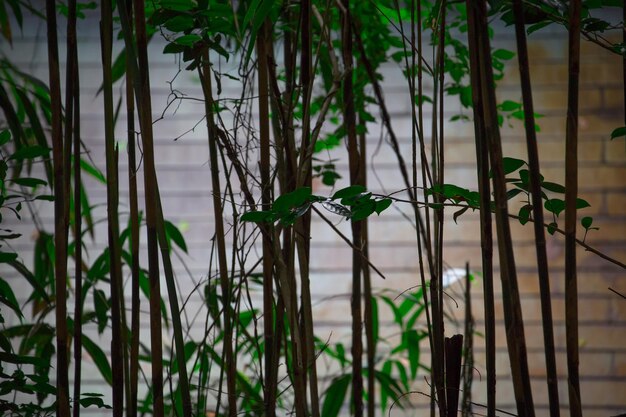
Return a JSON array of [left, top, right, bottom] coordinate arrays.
[[1, 9, 625, 417]]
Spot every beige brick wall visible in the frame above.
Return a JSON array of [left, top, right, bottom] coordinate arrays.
[[1, 10, 624, 417]]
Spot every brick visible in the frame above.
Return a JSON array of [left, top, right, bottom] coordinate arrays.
[[603, 87, 626, 110], [604, 137, 626, 163], [606, 193, 626, 216], [581, 380, 626, 407], [578, 325, 626, 350]]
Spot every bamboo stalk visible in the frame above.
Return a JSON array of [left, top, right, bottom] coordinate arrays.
[[511, 2, 560, 415], [464, 17, 496, 415], [432, 5, 447, 414], [256, 17, 279, 417], [46, 1, 70, 416], [461, 263, 474, 417], [359, 113, 375, 417], [340, 2, 364, 415], [71, 54, 82, 417], [565, 1, 583, 416], [100, 2, 125, 414], [117, 1, 165, 415], [125, 2, 141, 413], [199, 54, 237, 417], [65, 0, 82, 414], [469, 2, 535, 415], [296, 1, 321, 415]]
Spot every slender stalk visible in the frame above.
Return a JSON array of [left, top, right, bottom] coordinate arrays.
[[296, 2, 321, 415], [71, 55, 82, 417], [359, 113, 375, 417], [199, 54, 237, 417], [46, 1, 70, 416], [117, 1, 165, 415], [100, 2, 124, 414], [432, 5, 447, 414], [125, 2, 141, 413], [469, 2, 535, 415], [461, 263, 474, 417], [565, 1, 583, 415], [464, 23, 496, 415], [511, 2, 560, 415], [65, 0, 82, 414], [257, 17, 278, 417], [340, 2, 364, 415]]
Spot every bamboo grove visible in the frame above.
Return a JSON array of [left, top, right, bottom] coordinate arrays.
[[0, 1, 625, 417]]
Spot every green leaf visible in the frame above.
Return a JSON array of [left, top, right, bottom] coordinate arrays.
[[174, 34, 201, 47], [273, 187, 312, 213], [0, 276, 22, 319], [492, 48, 515, 60], [10, 177, 46, 188], [542, 181, 566, 193], [547, 222, 558, 235], [93, 289, 109, 334], [351, 200, 376, 222], [163, 42, 186, 54], [9, 145, 50, 161], [581, 216, 593, 229], [240, 210, 274, 223], [576, 198, 591, 209], [0, 129, 10, 146], [161, 0, 194, 11], [374, 198, 392, 215], [453, 206, 469, 223], [518, 204, 532, 225], [499, 100, 521, 112], [82, 335, 112, 385], [79, 158, 106, 183], [0, 252, 18, 263], [544, 199, 565, 217], [331, 185, 366, 200], [321, 374, 350, 417], [406, 330, 421, 379], [79, 396, 111, 409], [164, 15, 195, 32], [501, 157, 526, 176], [0, 352, 46, 367], [506, 188, 524, 200], [164, 220, 188, 253], [610, 126, 626, 140]]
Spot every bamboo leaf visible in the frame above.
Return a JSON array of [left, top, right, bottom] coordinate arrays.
[[81, 335, 113, 385], [0, 129, 10, 146], [10, 177, 47, 188], [321, 374, 350, 417], [164, 220, 188, 253], [0, 276, 22, 319], [9, 145, 50, 161]]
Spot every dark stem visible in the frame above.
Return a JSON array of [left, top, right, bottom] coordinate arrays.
[[512, 2, 560, 415], [199, 54, 237, 417], [468, 1, 535, 415], [340, 3, 364, 414], [565, 1, 583, 415], [125, 2, 141, 413], [46, 1, 70, 416]]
